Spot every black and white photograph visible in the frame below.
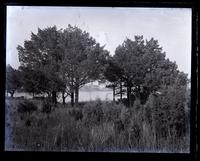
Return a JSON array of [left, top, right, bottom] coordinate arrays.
[[5, 6, 192, 153]]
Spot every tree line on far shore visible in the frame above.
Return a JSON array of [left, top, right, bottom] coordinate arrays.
[[6, 25, 189, 107]]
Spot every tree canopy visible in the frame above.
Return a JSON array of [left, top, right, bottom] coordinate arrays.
[[6, 64, 21, 97], [104, 36, 188, 106], [15, 25, 189, 108], [17, 25, 109, 105]]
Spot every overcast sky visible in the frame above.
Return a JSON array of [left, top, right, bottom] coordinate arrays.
[[6, 6, 191, 78]]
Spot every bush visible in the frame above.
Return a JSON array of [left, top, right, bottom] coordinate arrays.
[[101, 103, 122, 122], [33, 96, 45, 100], [82, 101, 104, 127], [114, 119, 125, 133], [68, 109, 83, 121], [17, 100, 37, 114], [41, 100, 52, 114], [142, 84, 188, 139]]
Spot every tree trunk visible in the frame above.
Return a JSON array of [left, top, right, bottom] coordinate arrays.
[[136, 86, 140, 99], [10, 91, 14, 97], [127, 86, 130, 107], [70, 75, 75, 107], [120, 81, 122, 101], [127, 85, 131, 107], [113, 86, 115, 102], [71, 91, 74, 106], [129, 86, 132, 106], [62, 91, 66, 105], [75, 85, 79, 106], [47, 92, 51, 98], [52, 91, 57, 104]]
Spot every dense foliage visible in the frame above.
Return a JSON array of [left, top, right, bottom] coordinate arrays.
[[6, 65, 21, 97], [17, 25, 108, 105], [5, 99, 190, 152], [104, 36, 188, 106]]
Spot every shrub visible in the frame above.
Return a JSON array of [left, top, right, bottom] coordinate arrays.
[[121, 98, 128, 106], [101, 102, 130, 125], [82, 101, 104, 127], [114, 119, 125, 133], [33, 96, 45, 100], [17, 100, 37, 114], [41, 100, 52, 114], [102, 103, 122, 122], [142, 84, 188, 139], [68, 109, 83, 121]]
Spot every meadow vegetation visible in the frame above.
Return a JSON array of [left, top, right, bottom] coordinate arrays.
[[5, 95, 190, 152]]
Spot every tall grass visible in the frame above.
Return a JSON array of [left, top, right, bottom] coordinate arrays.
[[5, 98, 190, 152]]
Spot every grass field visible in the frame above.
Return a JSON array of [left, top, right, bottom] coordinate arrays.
[[5, 97, 190, 152]]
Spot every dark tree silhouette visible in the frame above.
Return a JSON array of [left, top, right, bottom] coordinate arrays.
[[104, 56, 124, 102], [6, 65, 21, 97], [113, 36, 188, 106], [58, 25, 109, 106], [17, 26, 65, 104], [114, 36, 146, 106]]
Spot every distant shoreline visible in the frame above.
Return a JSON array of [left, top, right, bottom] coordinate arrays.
[[9, 88, 114, 102]]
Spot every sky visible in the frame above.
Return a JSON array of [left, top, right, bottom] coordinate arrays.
[[6, 6, 191, 78]]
